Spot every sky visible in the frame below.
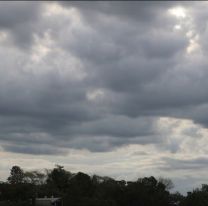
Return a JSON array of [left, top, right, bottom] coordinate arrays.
[[0, 1, 208, 194]]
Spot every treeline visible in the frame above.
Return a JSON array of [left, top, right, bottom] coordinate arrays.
[[0, 165, 207, 206]]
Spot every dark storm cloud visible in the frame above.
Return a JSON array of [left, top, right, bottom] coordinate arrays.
[[0, 1, 208, 155], [62, 1, 189, 23], [69, 116, 157, 138], [0, 2, 40, 28], [0, 2, 42, 49], [3, 143, 67, 155]]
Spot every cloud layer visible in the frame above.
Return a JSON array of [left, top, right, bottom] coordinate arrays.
[[0, 1, 208, 193]]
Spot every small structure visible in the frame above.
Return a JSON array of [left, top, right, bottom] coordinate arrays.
[[169, 200, 180, 206], [35, 197, 62, 206]]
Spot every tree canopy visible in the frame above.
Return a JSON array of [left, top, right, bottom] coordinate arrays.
[[0, 165, 207, 206]]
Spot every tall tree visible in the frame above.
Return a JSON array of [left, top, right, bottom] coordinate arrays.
[[47, 165, 71, 192], [7, 166, 24, 184]]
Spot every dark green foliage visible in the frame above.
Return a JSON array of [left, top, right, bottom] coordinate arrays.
[[7, 166, 24, 185], [24, 170, 46, 185], [180, 184, 208, 206], [1, 165, 207, 206], [46, 165, 71, 192]]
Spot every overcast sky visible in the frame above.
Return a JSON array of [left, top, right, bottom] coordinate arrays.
[[1, 1, 208, 194]]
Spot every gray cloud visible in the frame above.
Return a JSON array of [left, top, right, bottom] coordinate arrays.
[[0, 2, 42, 49], [3, 143, 67, 155], [0, 1, 208, 159], [161, 157, 208, 171]]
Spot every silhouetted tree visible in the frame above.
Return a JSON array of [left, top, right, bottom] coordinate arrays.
[[1, 165, 202, 206], [46, 165, 71, 193], [24, 170, 46, 185], [7, 166, 24, 185], [180, 184, 208, 206]]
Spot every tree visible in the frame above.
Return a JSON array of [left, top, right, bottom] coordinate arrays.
[[180, 185, 208, 206], [7, 166, 24, 184], [24, 170, 46, 185], [158, 177, 174, 190], [47, 165, 71, 192]]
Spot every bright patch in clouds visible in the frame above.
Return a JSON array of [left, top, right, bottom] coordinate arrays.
[[86, 89, 105, 101], [169, 7, 187, 19], [0, 31, 7, 42]]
